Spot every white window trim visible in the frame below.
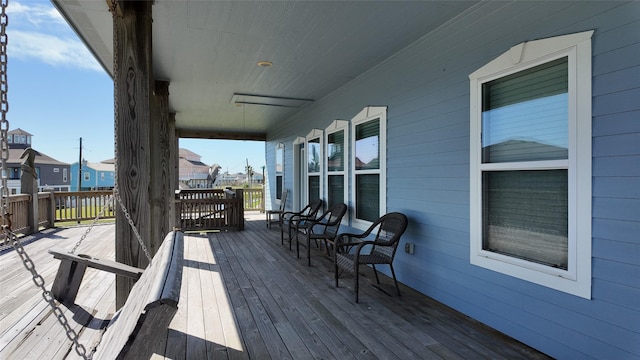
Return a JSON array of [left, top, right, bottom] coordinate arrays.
[[305, 129, 323, 205], [325, 120, 349, 223], [469, 30, 593, 299], [350, 106, 387, 230], [275, 142, 285, 202], [292, 136, 306, 211]]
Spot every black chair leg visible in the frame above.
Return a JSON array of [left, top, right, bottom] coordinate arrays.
[[280, 223, 285, 244], [372, 264, 381, 284], [390, 265, 401, 297], [354, 263, 360, 303]]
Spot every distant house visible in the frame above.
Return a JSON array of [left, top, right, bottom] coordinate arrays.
[[69, 159, 115, 191], [6, 128, 70, 193], [178, 148, 219, 188]]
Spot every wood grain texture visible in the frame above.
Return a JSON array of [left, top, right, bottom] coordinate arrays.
[[113, 0, 153, 308], [1, 217, 550, 359]]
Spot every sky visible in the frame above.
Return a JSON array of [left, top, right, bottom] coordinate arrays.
[[7, 0, 265, 175]]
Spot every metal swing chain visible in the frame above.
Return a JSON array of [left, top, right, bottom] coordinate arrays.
[[0, 1, 90, 358], [1, 0, 10, 233], [69, 194, 114, 254]]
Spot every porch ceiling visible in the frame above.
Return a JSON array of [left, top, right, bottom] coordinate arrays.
[[54, 0, 478, 140]]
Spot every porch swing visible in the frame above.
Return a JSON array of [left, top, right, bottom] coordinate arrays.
[[0, 1, 184, 358]]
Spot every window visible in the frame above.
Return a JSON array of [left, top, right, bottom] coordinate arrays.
[[84, 171, 90, 181], [325, 120, 349, 213], [6, 134, 11, 143], [351, 106, 387, 228], [306, 129, 323, 205], [63, 168, 68, 182], [275, 143, 284, 200], [53, 168, 60, 173], [9, 167, 19, 180], [469, 31, 593, 298], [101, 172, 105, 181]]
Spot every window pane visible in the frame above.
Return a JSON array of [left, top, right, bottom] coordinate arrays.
[[482, 57, 568, 163], [308, 138, 321, 173], [327, 130, 344, 172], [276, 145, 284, 175], [355, 119, 380, 170], [356, 174, 379, 222], [276, 175, 283, 199], [482, 170, 568, 269], [276, 143, 284, 199], [308, 175, 320, 204], [327, 175, 344, 209]]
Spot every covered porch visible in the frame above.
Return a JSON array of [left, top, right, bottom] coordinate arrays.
[[0, 213, 548, 359]]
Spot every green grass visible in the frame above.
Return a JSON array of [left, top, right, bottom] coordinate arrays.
[[55, 205, 115, 224]]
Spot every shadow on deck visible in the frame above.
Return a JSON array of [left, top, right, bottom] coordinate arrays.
[[0, 213, 550, 359]]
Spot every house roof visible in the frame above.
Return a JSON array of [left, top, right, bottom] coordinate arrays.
[[52, 0, 479, 140], [8, 128, 33, 136], [8, 148, 69, 166], [178, 148, 200, 159], [85, 162, 115, 172]]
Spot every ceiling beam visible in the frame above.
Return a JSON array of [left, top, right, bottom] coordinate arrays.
[[178, 129, 266, 141]]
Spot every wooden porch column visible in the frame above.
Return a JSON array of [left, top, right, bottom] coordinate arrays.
[[151, 80, 172, 245], [168, 112, 178, 228], [20, 148, 38, 235], [112, 0, 153, 308]]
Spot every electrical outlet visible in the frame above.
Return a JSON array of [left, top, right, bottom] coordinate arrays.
[[404, 242, 415, 255]]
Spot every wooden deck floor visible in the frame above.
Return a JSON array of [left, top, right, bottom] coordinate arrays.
[[0, 213, 550, 359]]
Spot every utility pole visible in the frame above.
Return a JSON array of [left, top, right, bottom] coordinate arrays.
[[78, 137, 83, 191], [246, 158, 251, 187]]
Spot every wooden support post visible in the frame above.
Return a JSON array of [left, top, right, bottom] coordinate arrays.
[[113, 0, 153, 309], [20, 148, 38, 235], [168, 112, 178, 229], [151, 80, 171, 251], [47, 191, 55, 228], [236, 189, 245, 230]]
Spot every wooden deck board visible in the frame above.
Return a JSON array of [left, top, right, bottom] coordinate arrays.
[[0, 214, 551, 359]]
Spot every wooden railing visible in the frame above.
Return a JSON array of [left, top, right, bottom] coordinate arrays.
[[38, 192, 55, 229], [176, 188, 244, 231], [4, 194, 31, 236], [243, 187, 265, 212], [53, 191, 116, 223], [3, 186, 257, 239]]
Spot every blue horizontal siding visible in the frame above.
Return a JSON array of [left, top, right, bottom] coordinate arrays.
[[593, 237, 640, 265], [593, 66, 640, 96], [593, 155, 640, 177], [593, 88, 640, 117], [593, 177, 640, 198], [593, 258, 640, 289], [593, 198, 640, 222], [265, 1, 640, 358], [593, 110, 640, 137]]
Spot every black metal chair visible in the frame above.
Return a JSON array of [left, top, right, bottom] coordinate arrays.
[[295, 203, 347, 266], [280, 199, 323, 250], [266, 189, 288, 228], [334, 212, 408, 303]]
